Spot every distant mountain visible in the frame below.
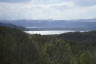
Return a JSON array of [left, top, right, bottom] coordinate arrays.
[[0, 19, 96, 31], [0, 22, 16, 28], [0, 22, 25, 30]]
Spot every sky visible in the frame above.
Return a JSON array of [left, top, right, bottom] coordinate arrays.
[[0, 0, 96, 20]]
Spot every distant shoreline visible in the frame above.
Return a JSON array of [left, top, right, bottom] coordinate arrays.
[[24, 27, 91, 31]]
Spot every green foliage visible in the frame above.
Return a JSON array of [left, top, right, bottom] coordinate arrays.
[[0, 27, 40, 64], [80, 52, 90, 64], [1, 26, 96, 64]]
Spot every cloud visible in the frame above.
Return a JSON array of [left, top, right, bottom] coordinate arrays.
[[0, 0, 31, 3], [0, 1, 76, 20], [31, 0, 96, 7], [31, 0, 67, 4], [30, 1, 75, 8], [73, 0, 96, 6], [0, 0, 96, 20]]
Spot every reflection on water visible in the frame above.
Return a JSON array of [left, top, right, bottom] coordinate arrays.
[[24, 30, 84, 35]]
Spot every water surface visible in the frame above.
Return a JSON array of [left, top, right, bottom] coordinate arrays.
[[24, 30, 84, 35]]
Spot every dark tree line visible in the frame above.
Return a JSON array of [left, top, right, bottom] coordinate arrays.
[[0, 26, 96, 64]]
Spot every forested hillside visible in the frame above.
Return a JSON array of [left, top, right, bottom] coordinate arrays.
[[0, 26, 96, 64], [0, 27, 40, 64]]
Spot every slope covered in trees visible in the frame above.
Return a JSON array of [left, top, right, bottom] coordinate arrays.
[[0, 26, 96, 64], [0, 26, 40, 64]]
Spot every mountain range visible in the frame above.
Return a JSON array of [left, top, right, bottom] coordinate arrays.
[[0, 19, 96, 31], [0, 22, 25, 30]]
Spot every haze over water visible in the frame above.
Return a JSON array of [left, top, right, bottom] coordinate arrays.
[[24, 30, 85, 35]]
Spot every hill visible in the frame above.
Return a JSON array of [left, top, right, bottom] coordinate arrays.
[[0, 22, 25, 30], [1, 26, 96, 64], [58, 31, 96, 43], [0, 26, 40, 64]]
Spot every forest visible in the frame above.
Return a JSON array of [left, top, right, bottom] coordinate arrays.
[[0, 26, 96, 64]]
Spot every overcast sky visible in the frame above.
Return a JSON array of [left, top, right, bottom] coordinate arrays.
[[0, 0, 96, 20]]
